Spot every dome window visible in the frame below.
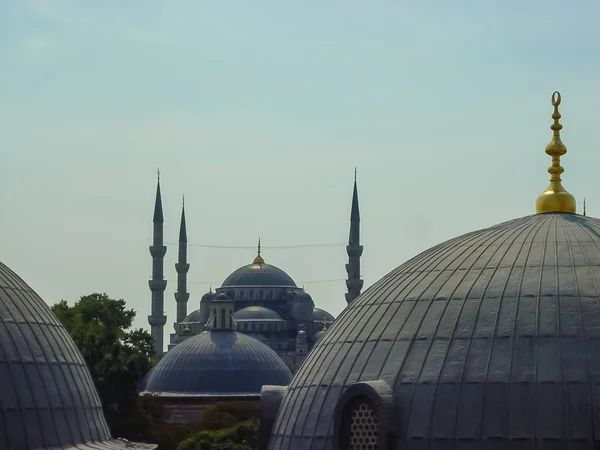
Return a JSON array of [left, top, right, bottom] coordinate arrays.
[[342, 397, 379, 450], [333, 380, 395, 450]]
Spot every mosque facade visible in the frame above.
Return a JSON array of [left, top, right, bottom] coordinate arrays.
[[147, 174, 364, 372], [257, 92, 600, 449]]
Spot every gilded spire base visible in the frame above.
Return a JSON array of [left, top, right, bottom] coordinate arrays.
[[535, 183, 576, 214]]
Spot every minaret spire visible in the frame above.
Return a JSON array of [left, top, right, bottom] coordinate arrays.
[[148, 172, 167, 359], [345, 169, 364, 304], [175, 194, 190, 324]]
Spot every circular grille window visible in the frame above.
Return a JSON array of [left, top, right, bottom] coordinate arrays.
[[347, 401, 379, 450]]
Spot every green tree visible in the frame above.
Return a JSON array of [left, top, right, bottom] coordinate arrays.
[[52, 293, 155, 440]]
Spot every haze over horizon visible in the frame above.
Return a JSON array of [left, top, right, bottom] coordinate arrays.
[[2, 0, 599, 347]]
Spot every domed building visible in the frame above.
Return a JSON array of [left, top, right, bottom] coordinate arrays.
[[0, 261, 155, 449], [142, 293, 292, 424], [148, 174, 363, 372], [258, 92, 600, 449]]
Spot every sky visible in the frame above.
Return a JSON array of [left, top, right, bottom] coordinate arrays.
[[1, 0, 599, 349]]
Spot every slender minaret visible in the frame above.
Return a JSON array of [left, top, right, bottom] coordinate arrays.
[[175, 195, 190, 324], [345, 168, 364, 304], [148, 170, 167, 359]]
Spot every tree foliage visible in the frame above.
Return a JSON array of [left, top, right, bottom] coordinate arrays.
[[51, 293, 155, 440], [175, 420, 257, 450]]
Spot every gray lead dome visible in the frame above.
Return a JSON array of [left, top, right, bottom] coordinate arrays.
[[268, 213, 600, 449], [0, 261, 150, 449], [221, 262, 297, 287], [144, 330, 292, 395]]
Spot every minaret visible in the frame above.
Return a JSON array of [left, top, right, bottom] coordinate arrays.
[[148, 170, 167, 359], [345, 168, 364, 304], [535, 91, 577, 214], [175, 195, 190, 324]]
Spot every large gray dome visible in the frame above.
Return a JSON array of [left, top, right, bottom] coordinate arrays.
[[0, 261, 153, 449], [267, 213, 600, 449], [144, 330, 291, 395], [222, 262, 296, 287]]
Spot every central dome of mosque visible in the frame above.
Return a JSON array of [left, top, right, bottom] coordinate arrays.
[[222, 262, 297, 287], [221, 242, 297, 287]]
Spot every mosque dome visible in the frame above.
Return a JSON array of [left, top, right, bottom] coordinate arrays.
[[222, 262, 296, 288], [143, 330, 291, 395], [221, 240, 297, 287], [234, 306, 284, 321], [0, 261, 154, 449], [263, 94, 600, 449]]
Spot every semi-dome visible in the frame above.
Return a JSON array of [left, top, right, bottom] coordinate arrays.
[[313, 307, 335, 322], [143, 330, 291, 395], [0, 261, 154, 449], [267, 212, 600, 449], [183, 308, 202, 323], [234, 306, 284, 321]]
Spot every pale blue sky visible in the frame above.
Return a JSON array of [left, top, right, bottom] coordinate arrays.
[[1, 1, 599, 345]]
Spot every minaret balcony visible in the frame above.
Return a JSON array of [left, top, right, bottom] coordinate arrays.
[[346, 245, 363, 257], [175, 292, 190, 302], [149, 279, 167, 291], [147, 314, 167, 326], [149, 245, 167, 257], [175, 262, 190, 272]]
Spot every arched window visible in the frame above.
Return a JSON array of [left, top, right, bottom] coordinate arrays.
[[249, 291, 254, 299], [240, 291, 244, 301], [340, 397, 379, 450], [213, 309, 217, 328], [260, 290, 264, 299], [220, 308, 226, 328]]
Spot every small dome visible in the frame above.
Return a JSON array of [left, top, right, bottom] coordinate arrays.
[[213, 292, 231, 301], [144, 330, 291, 395], [313, 307, 335, 322], [268, 213, 600, 448], [222, 262, 296, 287], [0, 261, 149, 449], [183, 309, 202, 323], [201, 292, 215, 303], [234, 306, 284, 321]]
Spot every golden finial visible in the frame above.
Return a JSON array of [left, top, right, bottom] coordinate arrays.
[[322, 315, 327, 331], [253, 237, 265, 264], [535, 92, 577, 214]]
